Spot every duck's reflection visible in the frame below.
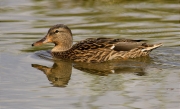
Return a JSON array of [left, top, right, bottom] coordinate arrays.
[[32, 60, 72, 87], [73, 58, 149, 76], [32, 57, 150, 87]]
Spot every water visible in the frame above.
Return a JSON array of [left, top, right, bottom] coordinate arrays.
[[0, 0, 180, 109]]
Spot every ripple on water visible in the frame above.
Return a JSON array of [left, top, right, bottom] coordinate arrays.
[[151, 47, 180, 69]]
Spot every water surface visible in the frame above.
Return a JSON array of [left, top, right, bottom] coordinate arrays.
[[0, 0, 180, 109]]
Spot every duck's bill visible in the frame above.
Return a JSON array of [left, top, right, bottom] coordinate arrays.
[[32, 36, 50, 46]]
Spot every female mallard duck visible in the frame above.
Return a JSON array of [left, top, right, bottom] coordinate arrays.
[[32, 24, 162, 63]]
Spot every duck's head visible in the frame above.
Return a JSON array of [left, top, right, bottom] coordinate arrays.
[[32, 24, 73, 51]]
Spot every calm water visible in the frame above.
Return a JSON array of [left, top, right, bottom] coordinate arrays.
[[0, 0, 180, 109]]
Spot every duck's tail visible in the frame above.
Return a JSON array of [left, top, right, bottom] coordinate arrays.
[[141, 43, 163, 52]]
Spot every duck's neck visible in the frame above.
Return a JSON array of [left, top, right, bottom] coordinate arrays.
[[52, 41, 72, 52], [51, 33, 73, 52]]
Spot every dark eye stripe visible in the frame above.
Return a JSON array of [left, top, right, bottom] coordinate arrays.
[[55, 30, 59, 33], [55, 30, 64, 33]]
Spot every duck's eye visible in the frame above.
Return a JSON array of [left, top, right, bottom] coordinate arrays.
[[55, 30, 59, 33]]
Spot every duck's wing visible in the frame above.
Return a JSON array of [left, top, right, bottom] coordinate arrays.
[[71, 38, 114, 51], [114, 42, 145, 51], [71, 37, 146, 51], [67, 38, 161, 63]]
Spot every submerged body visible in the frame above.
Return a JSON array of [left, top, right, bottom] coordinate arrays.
[[32, 24, 162, 63]]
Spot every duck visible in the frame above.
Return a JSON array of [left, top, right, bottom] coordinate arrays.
[[32, 24, 162, 63]]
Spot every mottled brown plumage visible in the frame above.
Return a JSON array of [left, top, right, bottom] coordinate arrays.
[[32, 24, 162, 63]]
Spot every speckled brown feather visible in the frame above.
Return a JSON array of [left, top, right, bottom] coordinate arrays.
[[52, 38, 162, 63]]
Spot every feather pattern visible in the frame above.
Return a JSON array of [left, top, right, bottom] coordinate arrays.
[[52, 38, 162, 63], [32, 24, 162, 63]]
